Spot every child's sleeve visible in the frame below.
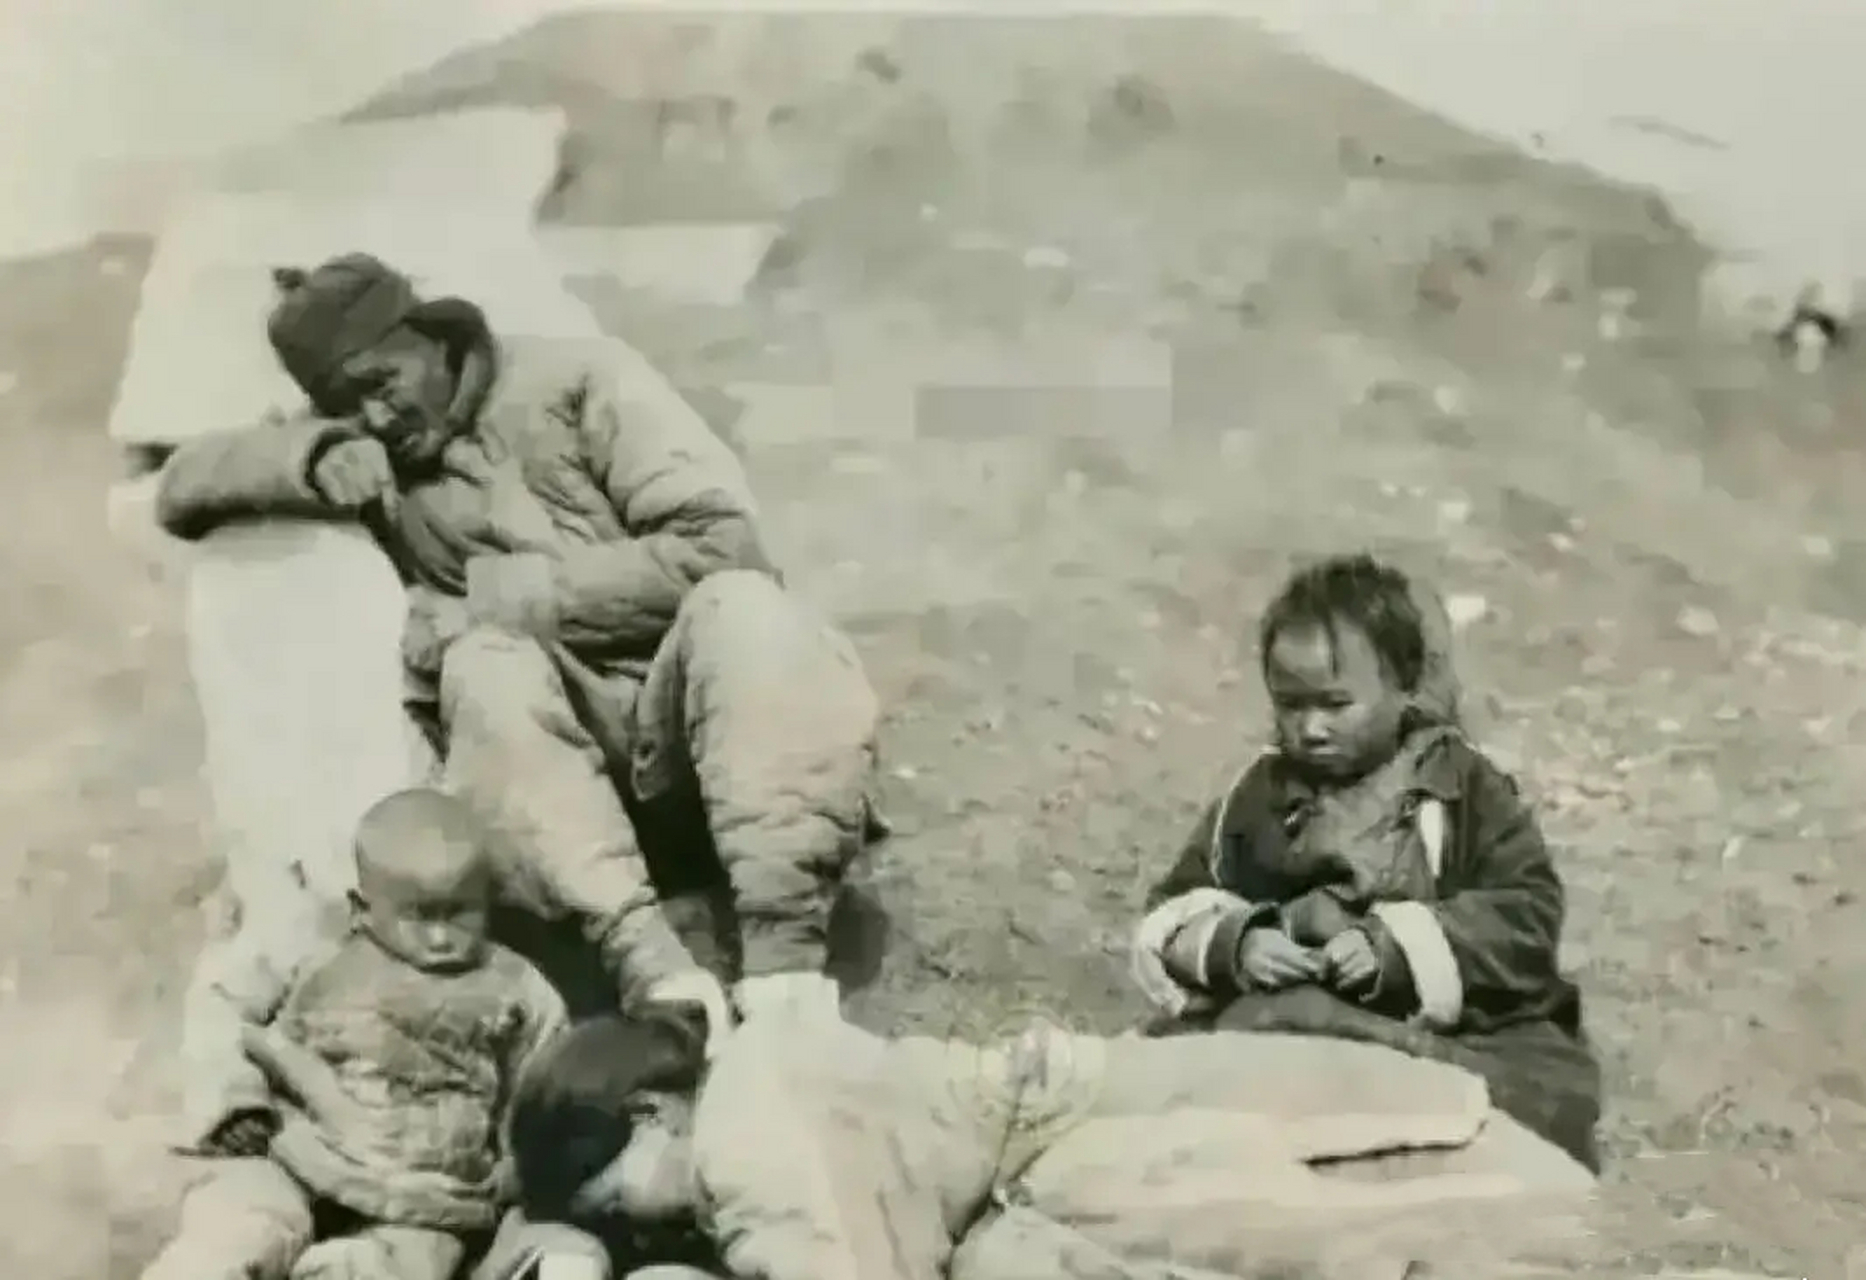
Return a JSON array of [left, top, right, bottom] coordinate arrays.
[[1367, 753, 1566, 1032], [1132, 765, 1283, 1014], [176, 938, 304, 1146]]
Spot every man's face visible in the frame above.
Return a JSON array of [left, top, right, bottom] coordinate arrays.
[[329, 333, 457, 473]]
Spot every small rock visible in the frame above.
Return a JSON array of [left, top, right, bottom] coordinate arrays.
[[1432, 385, 1466, 416], [1802, 534, 1835, 560], [1023, 245, 1071, 271], [1676, 606, 1721, 638], [891, 765, 920, 782], [1436, 498, 1472, 526], [1444, 593, 1489, 630], [1656, 718, 1682, 735], [1548, 532, 1576, 553], [1137, 724, 1160, 744]]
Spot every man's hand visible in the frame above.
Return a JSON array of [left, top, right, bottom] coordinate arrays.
[[1321, 928, 1382, 996], [1236, 926, 1323, 991], [197, 1107, 279, 1159], [644, 969, 735, 1060], [310, 437, 397, 514]]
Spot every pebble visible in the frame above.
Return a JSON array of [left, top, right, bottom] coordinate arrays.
[[1444, 593, 1490, 630], [891, 765, 920, 782], [1676, 606, 1721, 638], [1432, 385, 1466, 416], [1548, 532, 1576, 553]]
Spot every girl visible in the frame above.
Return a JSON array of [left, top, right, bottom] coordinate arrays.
[[1131, 553, 1603, 1171]]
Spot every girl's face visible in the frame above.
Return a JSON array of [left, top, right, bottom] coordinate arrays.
[[570, 1090, 699, 1225], [1265, 620, 1409, 781]]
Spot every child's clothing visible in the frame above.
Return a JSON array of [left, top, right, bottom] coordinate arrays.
[[1135, 727, 1601, 1169], [144, 934, 567, 1280]]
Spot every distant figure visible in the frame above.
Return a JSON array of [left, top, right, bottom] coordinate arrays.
[[141, 790, 567, 1280], [1132, 552, 1602, 1171], [1776, 290, 1845, 374]]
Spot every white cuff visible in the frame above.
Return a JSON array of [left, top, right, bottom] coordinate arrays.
[[1131, 888, 1253, 1014], [1371, 900, 1464, 1031]]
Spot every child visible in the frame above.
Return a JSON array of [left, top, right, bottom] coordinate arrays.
[[143, 788, 568, 1280], [1131, 553, 1602, 1171]]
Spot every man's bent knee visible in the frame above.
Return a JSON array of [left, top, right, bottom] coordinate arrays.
[[442, 628, 557, 709], [440, 627, 587, 741]]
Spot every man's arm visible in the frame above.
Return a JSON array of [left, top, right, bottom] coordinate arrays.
[[469, 347, 776, 655], [154, 412, 359, 541]]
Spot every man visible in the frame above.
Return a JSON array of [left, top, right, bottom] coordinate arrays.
[[157, 253, 881, 1149]]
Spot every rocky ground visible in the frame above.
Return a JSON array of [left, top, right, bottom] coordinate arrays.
[[7, 12, 1866, 1276]]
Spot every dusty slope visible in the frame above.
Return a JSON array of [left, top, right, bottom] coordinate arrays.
[[10, 11, 1866, 1276]]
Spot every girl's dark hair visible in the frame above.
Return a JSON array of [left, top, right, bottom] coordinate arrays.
[[508, 1009, 707, 1219], [1258, 553, 1428, 693]]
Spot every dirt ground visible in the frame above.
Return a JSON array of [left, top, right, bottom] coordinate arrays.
[[9, 12, 1866, 1277]]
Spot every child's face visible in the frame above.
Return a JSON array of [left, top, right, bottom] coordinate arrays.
[[571, 1090, 698, 1224], [1265, 620, 1409, 781], [354, 832, 491, 974]]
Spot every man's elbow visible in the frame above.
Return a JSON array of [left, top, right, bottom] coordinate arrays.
[[687, 510, 778, 581]]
